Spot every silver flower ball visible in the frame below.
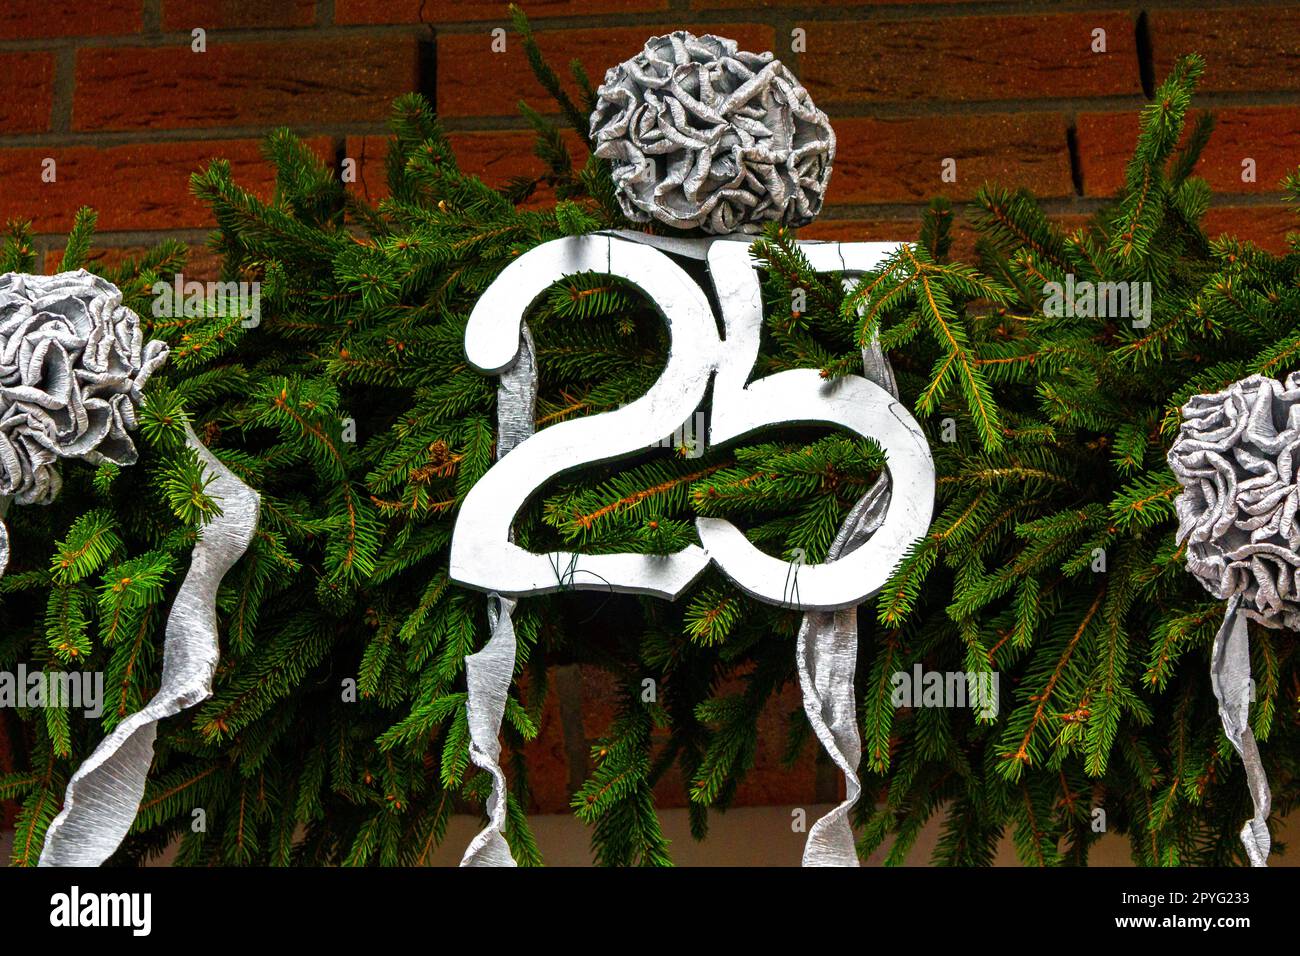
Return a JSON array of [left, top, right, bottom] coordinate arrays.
[[590, 31, 836, 235], [1169, 372, 1300, 629], [0, 270, 169, 505]]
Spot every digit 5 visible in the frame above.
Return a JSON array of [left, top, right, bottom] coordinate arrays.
[[695, 239, 935, 610]]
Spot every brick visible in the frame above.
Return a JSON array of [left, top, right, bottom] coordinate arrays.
[[43, 243, 224, 282], [575, 663, 818, 809], [338, 0, 667, 23], [801, 214, 968, 260], [437, 23, 774, 118], [802, 12, 1140, 107], [1072, 112, 1132, 197], [447, 130, 564, 193], [730, 680, 820, 808], [804, 206, 1295, 271], [577, 664, 619, 744], [802, 210, 1094, 266], [515, 668, 572, 814], [344, 135, 391, 204], [1076, 108, 1300, 198], [797, 218, 951, 272], [1202, 205, 1296, 255], [799, 217, 924, 244], [73, 38, 420, 132], [0, 0, 139, 39], [1175, 108, 1300, 194], [1151, 8, 1300, 95], [163, 0, 317, 30], [800, 216, 925, 254], [346, 130, 589, 208], [803, 206, 1296, 270], [830, 113, 1074, 205], [0, 138, 333, 234], [1049, 212, 1095, 238], [0, 52, 54, 134], [453, 129, 588, 202], [654, 673, 818, 809]]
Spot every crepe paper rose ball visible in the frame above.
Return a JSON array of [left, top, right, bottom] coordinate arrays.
[[590, 31, 836, 235], [1169, 372, 1300, 629], [0, 270, 168, 505]]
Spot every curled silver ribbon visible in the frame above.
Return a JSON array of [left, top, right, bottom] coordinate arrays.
[[460, 324, 535, 867], [1211, 595, 1272, 866], [796, 338, 895, 867], [39, 421, 260, 866]]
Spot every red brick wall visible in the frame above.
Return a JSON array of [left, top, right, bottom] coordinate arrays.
[[1, 0, 1297, 814]]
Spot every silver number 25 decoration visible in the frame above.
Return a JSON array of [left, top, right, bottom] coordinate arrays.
[[449, 232, 935, 867], [450, 233, 935, 609]]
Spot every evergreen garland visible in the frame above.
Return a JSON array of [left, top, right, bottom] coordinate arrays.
[[0, 13, 1293, 865]]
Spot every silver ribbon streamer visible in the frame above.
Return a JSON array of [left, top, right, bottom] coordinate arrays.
[[460, 324, 536, 867], [1210, 595, 1272, 867], [39, 422, 260, 866], [796, 338, 896, 867]]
